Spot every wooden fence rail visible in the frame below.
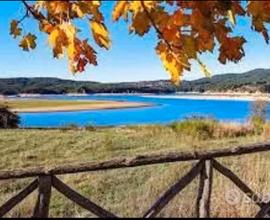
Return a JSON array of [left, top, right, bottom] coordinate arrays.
[[1, 142, 270, 218]]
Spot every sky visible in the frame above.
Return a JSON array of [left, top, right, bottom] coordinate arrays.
[[1, 1, 270, 83]]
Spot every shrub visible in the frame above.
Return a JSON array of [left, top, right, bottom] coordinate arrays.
[[251, 100, 267, 120], [250, 116, 265, 134], [60, 123, 79, 131], [0, 105, 20, 128], [262, 123, 270, 138], [170, 117, 217, 140], [214, 123, 254, 138], [84, 124, 96, 131], [249, 100, 268, 134], [170, 116, 254, 140]]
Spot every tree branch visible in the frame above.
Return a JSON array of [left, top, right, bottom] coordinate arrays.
[[140, 1, 175, 51], [18, 9, 29, 24], [21, 0, 46, 21], [141, 1, 192, 71]]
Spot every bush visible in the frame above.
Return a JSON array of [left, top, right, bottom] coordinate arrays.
[[170, 117, 217, 140], [250, 100, 267, 120], [60, 123, 80, 131], [250, 116, 265, 134], [0, 105, 20, 128], [262, 123, 270, 138], [249, 100, 268, 134], [170, 116, 254, 140], [214, 123, 254, 138], [84, 124, 96, 131]]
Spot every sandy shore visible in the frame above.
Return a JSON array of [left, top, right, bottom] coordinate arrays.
[[13, 102, 151, 113], [0, 99, 152, 113], [143, 92, 270, 101]]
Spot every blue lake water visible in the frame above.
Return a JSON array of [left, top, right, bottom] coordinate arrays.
[[18, 94, 269, 128]]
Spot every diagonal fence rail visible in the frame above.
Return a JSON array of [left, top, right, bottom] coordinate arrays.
[[1, 142, 270, 218]]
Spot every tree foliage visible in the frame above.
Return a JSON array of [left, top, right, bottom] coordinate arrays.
[[10, 1, 270, 84], [0, 106, 20, 128]]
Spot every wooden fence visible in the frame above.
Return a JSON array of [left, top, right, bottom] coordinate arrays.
[[1, 142, 270, 218]]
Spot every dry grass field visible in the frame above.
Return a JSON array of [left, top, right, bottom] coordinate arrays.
[[1, 120, 270, 217]]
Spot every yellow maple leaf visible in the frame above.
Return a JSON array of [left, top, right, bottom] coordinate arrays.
[[60, 23, 76, 42], [158, 51, 181, 85], [112, 1, 129, 21], [68, 60, 77, 74], [34, 1, 46, 11], [72, 4, 85, 18], [197, 58, 211, 78], [19, 34, 37, 51], [48, 28, 60, 48], [92, 1, 101, 7], [90, 21, 111, 49], [48, 27, 66, 58], [228, 10, 236, 26], [67, 43, 76, 60]]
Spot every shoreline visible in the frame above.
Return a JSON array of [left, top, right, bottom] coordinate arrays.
[[14, 103, 152, 113], [13, 102, 152, 113], [2, 92, 270, 102], [0, 99, 153, 113], [143, 92, 270, 101]]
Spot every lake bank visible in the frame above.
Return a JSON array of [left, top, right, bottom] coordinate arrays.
[[144, 92, 270, 101], [2, 91, 270, 101], [0, 99, 152, 113]]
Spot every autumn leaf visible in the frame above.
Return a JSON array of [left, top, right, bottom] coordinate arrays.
[[72, 4, 85, 18], [10, 20, 22, 39], [34, 1, 46, 11], [90, 20, 111, 49], [218, 37, 246, 64], [227, 10, 236, 26], [197, 58, 211, 78], [130, 11, 151, 36], [112, 1, 129, 21], [156, 42, 184, 85], [160, 52, 181, 84], [19, 34, 37, 51], [48, 28, 60, 48], [247, 1, 270, 44], [48, 27, 67, 58], [39, 21, 54, 34]]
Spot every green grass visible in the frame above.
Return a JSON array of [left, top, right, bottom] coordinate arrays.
[[0, 99, 108, 109], [0, 124, 270, 217]]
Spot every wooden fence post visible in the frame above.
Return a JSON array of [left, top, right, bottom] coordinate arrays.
[[0, 179, 38, 217], [33, 175, 52, 218], [51, 176, 117, 218], [196, 160, 213, 218], [143, 161, 203, 218]]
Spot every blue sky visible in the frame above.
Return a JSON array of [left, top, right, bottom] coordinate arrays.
[[1, 1, 270, 82]]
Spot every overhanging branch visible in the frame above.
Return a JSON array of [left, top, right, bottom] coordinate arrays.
[[21, 0, 46, 21]]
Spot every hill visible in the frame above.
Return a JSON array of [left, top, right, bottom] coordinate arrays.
[[0, 68, 270, 95]]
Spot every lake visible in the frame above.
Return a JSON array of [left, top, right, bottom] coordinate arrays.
[[18, 94, 269, 128]]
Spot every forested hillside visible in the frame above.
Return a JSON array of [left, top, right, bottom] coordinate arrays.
[[0, 69, 270, 95]]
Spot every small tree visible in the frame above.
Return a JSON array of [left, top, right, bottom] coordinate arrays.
[[250, 100, 268, 134], [251, 100, 267, 119], [0, 106, 20, 128]]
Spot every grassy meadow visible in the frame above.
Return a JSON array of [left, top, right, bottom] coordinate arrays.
[[1, 118, 270, 217]]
